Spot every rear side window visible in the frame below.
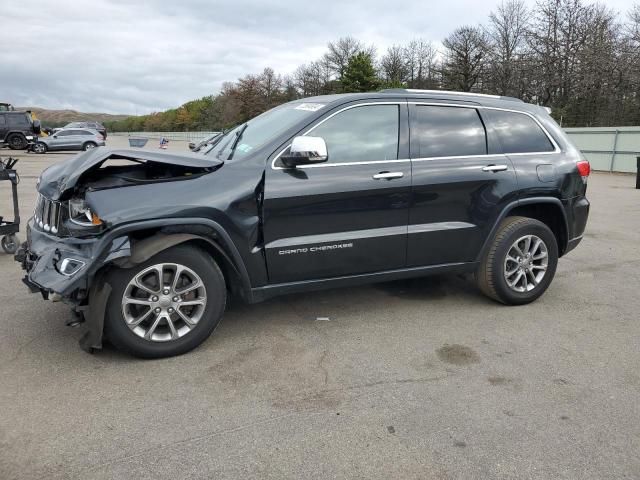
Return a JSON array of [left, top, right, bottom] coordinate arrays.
[[309, 104, 399, 163], [484, 110, 555, 153], [412, 106, 487, 158], [8, 114, 30, 128]]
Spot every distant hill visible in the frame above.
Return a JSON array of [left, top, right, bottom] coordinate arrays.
[[19, 107, 131, 127]]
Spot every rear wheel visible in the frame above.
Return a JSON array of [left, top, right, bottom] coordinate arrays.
[[476, 216, 558, 305], [104, 245, 226, 358], [83, 141, 97, 151], [33, 142, 47, 154], [7, 134, 27, 150]]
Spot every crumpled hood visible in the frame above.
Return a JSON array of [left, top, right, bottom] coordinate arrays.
[[38, 147, 223, 200]]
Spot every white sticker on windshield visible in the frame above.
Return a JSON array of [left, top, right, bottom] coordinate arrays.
[[294, 103, 324, 112]]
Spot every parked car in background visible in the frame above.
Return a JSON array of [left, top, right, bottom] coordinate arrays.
[[0, 110, 41, 149], [32, 128, 105, 153], [62, 121, 107, 139]]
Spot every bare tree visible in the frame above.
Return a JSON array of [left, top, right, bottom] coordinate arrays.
[[324, 36, 375, 80], [441, 26, 489, 91], [403, 39, 438, 89], [380, 45, 408, 84], [485, 0, 530, 96]]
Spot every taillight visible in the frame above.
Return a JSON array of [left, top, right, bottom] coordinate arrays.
[[577, 160, 590, 183], [577, 160, 590, 177]]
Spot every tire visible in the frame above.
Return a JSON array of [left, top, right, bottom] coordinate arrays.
[[476, 216, 558, 305], [1, 235, 19, 254], [33, 142, 47, 154], [104, 245, 226, 358], [7, 134, 27, 150], [82, 141, 97, 151]]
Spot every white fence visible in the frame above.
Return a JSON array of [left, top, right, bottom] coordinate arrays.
[[112, 128, 640, 173], [111, 131, 220, 142], [565, 127, 640, 173]]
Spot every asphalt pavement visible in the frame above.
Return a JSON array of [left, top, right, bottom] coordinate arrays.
[[0, 138, 639, 479]]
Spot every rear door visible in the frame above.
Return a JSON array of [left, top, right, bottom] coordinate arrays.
[[263, 101, 411, 283], [407, 103, 518, 266]]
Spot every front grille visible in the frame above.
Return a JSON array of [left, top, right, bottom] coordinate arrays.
[[33, 193, 62, 235]]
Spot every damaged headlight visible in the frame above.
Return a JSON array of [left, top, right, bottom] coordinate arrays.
[[68, 198, 103, 227]]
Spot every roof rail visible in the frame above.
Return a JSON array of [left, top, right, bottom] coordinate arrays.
[[379, 88, 523, 102]]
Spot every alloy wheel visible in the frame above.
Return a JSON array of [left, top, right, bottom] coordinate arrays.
[[503, 234, 548, 293], [121, 263, 207, 342]]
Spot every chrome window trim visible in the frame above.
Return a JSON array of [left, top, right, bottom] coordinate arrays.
[[271, 101, 402, 170], [270, 101, 561, 171]]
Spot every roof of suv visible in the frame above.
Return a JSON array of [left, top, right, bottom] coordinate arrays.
[[296, 89, 545, 115]]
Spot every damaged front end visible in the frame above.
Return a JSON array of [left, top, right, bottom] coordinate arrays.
[[16, 148, 222, 351]]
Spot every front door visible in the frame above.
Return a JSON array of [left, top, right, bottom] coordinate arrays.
[[48, 130, 74, 150], [263, 102, 411, 284], [407, 103, 518, 266]]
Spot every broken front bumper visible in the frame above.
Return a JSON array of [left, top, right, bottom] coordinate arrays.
[[15, 219, 129, 351]]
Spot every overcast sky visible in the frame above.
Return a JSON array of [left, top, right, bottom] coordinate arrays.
[[1, 0, 635, 114]]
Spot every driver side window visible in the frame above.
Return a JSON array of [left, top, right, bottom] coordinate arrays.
[[307, 104, 399, 164]]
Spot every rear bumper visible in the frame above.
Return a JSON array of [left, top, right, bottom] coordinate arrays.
[[563, 195, 590, 254]]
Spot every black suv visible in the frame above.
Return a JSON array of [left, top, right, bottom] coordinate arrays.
[[16, 90, 590, 358], [0, 111, 41, 149]]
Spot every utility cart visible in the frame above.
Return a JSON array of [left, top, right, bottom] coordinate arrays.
[[0, 157, 20, 254]]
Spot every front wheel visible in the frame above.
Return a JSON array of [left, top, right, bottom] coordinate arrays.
[[33, 142, 47, 154], [476, 216, 558, 305], [104, 245, 226, 358]]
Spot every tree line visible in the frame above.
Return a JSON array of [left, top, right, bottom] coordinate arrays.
[[106, 0, 640, 132]]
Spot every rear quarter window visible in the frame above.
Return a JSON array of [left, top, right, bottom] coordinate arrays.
[[484, 110, 555, 154], [8, 114, 30, 128]]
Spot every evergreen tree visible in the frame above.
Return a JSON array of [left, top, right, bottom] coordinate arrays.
[[341, 52, 380, 93]]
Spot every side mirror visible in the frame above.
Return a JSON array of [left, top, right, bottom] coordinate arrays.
[[280, 136, 328, 168]]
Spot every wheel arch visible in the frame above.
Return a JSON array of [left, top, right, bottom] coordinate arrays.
[[478, 198, 569, 261], [80, 220, 254, 353]]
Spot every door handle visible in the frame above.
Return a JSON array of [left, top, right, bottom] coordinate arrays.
[[482, 164, 508, 172], [373, 171, 404, 180]]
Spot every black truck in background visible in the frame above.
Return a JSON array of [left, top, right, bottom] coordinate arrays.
[[0, 110, 41, 150]]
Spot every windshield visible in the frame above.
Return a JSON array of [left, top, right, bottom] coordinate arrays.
[[203, 101, 326, 160]]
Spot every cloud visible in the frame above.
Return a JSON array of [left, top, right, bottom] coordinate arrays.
[[0, 0, 633, 114]]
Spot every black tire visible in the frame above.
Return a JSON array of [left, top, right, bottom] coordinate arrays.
[[82, 141, 97, 151], [33, 142, 48, 154], [7, 134, 27, 150], [104, 245, 226, 358], [1, 235, 19, 254], [476, 216, 558, 305]]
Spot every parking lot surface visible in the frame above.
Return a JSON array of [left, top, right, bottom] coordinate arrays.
[[1, 139, 639, 479]]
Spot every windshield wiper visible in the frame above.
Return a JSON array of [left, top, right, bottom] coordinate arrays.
[[227, 123, 248, 160]]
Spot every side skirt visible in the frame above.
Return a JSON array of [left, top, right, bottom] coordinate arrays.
[[249, 261, 478, 303]]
